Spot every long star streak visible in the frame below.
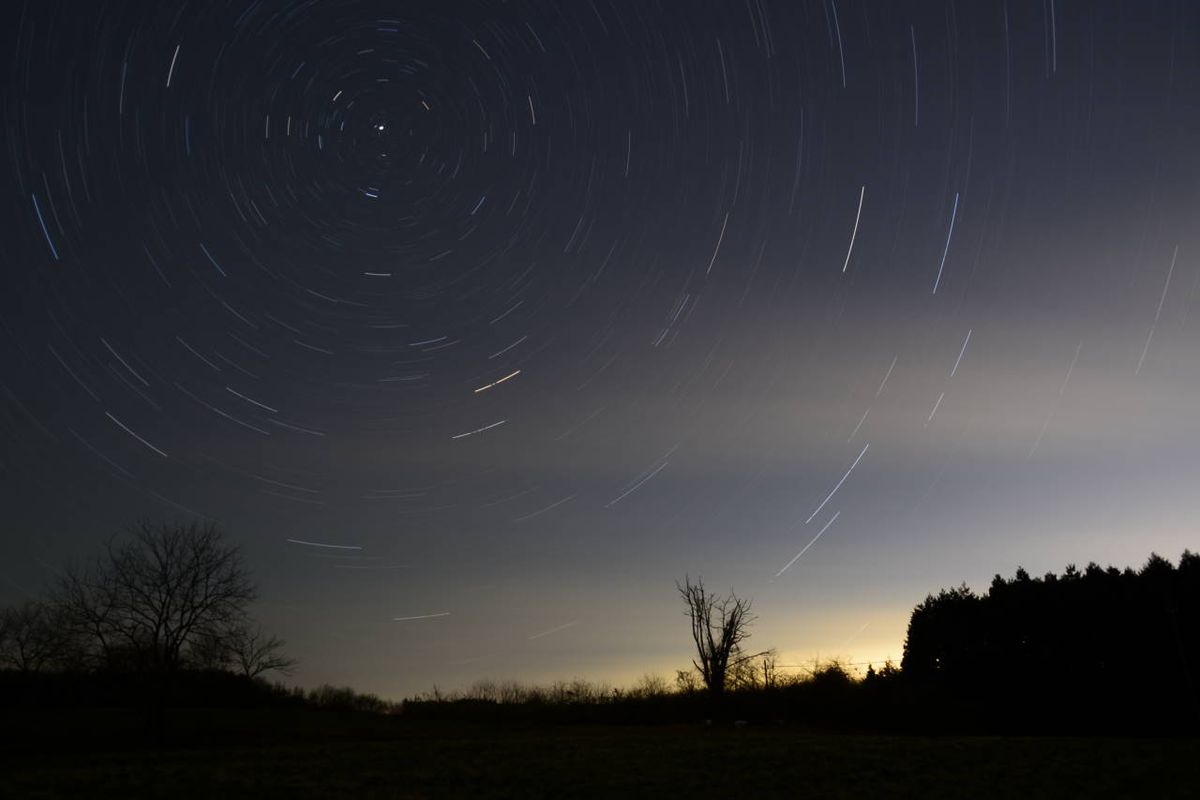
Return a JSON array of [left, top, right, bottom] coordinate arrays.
[[805, 445, 868, 524]]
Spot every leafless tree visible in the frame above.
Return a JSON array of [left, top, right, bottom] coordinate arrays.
[[55, 521, 257, 672], [0, 600, 67, 672], [676, 575, 762, 698], [225, 624, 296, 678]]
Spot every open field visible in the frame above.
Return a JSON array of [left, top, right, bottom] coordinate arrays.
[[3, 711, 1199, 799]]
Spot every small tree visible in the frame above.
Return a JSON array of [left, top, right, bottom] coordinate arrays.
[[676, 575, 760, 699], [226, 624, 296, 678]]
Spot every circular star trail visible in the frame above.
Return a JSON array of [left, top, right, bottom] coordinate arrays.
[[3, 1, 1200, 696]]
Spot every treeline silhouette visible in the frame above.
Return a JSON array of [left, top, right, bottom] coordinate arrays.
[[5, 526, 1199, 736], [405, 551, 1200, 734], [901, 550, 1200, 733]]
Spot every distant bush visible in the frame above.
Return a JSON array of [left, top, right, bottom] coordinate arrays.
[[401, 663, 889, 727], [306, 684, 397, 714]]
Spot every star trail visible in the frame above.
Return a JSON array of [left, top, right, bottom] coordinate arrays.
[[2, 0, 1199, 698]]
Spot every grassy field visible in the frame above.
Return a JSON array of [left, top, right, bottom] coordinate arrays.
[[4, 710, 1199, 799]]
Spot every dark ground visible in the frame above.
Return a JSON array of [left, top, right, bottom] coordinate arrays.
[[3, 709, 1199, 799]]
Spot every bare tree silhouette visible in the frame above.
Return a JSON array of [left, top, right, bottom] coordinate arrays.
[[226, 624, 296, 678], [55, 520, 258, 672], [676, 575, 761, 700], [0, 600, 67, 672]]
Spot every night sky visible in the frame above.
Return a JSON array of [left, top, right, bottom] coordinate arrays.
[[2, 1, 1199, 699]]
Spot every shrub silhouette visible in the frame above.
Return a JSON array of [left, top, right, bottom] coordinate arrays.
[[306, 684, 395, 714]]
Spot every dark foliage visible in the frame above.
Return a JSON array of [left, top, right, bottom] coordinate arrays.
[[901, 550, 1200, 733]]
